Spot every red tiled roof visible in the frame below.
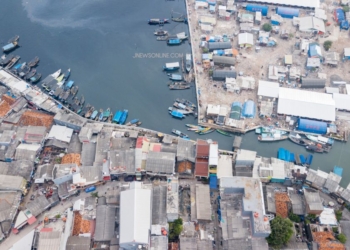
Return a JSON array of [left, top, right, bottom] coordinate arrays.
[[152, 144, 161, 152], [136, 137, 144, 148], [196, 139, 209, 158], [195, 158, 209, 177]]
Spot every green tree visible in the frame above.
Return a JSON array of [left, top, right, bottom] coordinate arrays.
[[91, 192, 99, 198], [336, 210, 343, 221], [289, 213, 301, 223], [343, 6, 350, 13], [169, 218, 183, 241], [337, 233, 347, 244], [262, 23, 272, 32], [266, 216, 294, 248], [323, 40, 332, 51], [55, 214, 61, 219]]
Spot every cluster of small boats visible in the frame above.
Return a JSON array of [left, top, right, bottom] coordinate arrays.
[[0, 37, 42, 84], [255, 126, 333, 153], [186, 124, 215, 135], [169, 98, 197, 119], [289, 132, 333, 153]]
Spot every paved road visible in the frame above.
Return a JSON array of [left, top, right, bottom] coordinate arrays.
[[2, 181, 119, 249]]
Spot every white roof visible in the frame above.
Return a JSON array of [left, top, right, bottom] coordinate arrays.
[[238, 33, 254, 45], [195, 1, 209, 8], [346, 85, 350, 95], [319, 208, 337, 225], [209, 144, 218, 166], [278, 87, 335, 121], [17, 143, 41, 151], [333, 93, 350, 111], [326, 87, 339, 94], [299, 17, 325, 33], [315, 8, 327, 20], [120, 183, 151, 245], [217, 155, 233, 179], [258, 80, 279, 98], [345, 48, 350, 57], [165, 62, 179, 68], [47, 125, 73, 143], [10, 229, 35, 250], [207, 104, 220, 115], [249, 0, 319, 8]]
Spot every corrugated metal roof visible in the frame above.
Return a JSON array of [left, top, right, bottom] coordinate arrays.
[[194, 158, 209, 177], [196, 184, 212, 221], [176, 139, 196, 162], [278, 87, 335, 121], [333, 93, 350, 111], [120, 184, 151, 246], [66, 236, 91, 250], [258, 80, 279, 98], [145, 151, 175, 174], [94, 205, 116, 241], [38, 231, 61, 250], [249, 0, 319, 8]]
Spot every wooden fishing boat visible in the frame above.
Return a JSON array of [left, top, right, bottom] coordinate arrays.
[[306, 145, 324, 153], [172, 129, 188, 138], [5, 55, 20, 69], [157, 36, 168, 41], [169, 84, 190, 90], [28, 56, 39, 67], [85, 106, 94, 118], [217, 129, 232, 137], [154, 29, 168, 36], [199, 129, 215, 135]]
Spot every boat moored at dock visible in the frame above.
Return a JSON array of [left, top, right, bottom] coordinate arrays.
[[217, 129, 232, 137], [119, 109, 128, 125], [113, 110, 123, 123], [5, 55, 20, 69], [102, 108, 110, 121], [172, 129, 188, 138], [0, 55, 15, 66], [185, 54, 192, 73], [167, 38, 181, 45], [90, 110, 98, 120], [2, 41, 18, 52], [163, 62, 180, 71], [30, 73, 42, 83], [28, 56, 39, 67], [148, 18, 169, 25], [168, 74, 183, 81], [258, 133, 288, 142], [169, 82, 190, 90], [126, 119, 139, 126], [157, 36, 168, 41], [154, 29, 168, 36]]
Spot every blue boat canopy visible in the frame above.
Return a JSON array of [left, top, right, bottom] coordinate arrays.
[[171, 110, 184, 118], [66, 80, 74, 88], [333, 166, 343, 177]]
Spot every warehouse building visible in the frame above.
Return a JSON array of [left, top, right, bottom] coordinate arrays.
[[277, 88, 336, 121], [300, 79, 326, 89], [333, 93, 350, 111], [120, 182, 152, 249], [212, 56, 236, 66]]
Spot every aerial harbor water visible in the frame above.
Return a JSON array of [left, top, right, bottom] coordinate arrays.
[[1, 0, 350, 186]]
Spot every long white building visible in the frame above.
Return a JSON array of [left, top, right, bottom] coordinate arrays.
[[277, 87, 335, 121]]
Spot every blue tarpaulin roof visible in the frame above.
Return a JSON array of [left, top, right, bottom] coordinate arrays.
[[278, 148, 295, 162], [306, 154, 313, 165], [242, 100, 256, 118], [209, 175, 217, 189], [333, 166, 343, 177], [299, 155, 306, 164]]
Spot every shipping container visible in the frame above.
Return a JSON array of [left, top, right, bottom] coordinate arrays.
[[85, 186, 96, 193], [246, 4, 268, 16], [334, 8, 345, 24], [297, 118, 327, 134], [276, 7, 299, 19]]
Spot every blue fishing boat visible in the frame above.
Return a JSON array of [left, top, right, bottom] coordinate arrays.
[[102, 108, 111, 121], [170, 110, 184, 119], [163, 62, 180, 71], [30, 73, 42, 83], [119, 110, 128, 125], [167, 38, 181, 45], [126, 119, 139, 126], [63, 68, 71, 81], [168, 74, 183, 81], [113, 110, 123, 123], [65, 80, 74, 89], [90, 110, 98, 120], [99, 109, 104, 121], [12, 62, 23, 70], [2, 41, 18, 52]]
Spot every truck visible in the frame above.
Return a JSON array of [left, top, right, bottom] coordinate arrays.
[[84, 186, 96, 193], [334, 8, 350, 30]]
